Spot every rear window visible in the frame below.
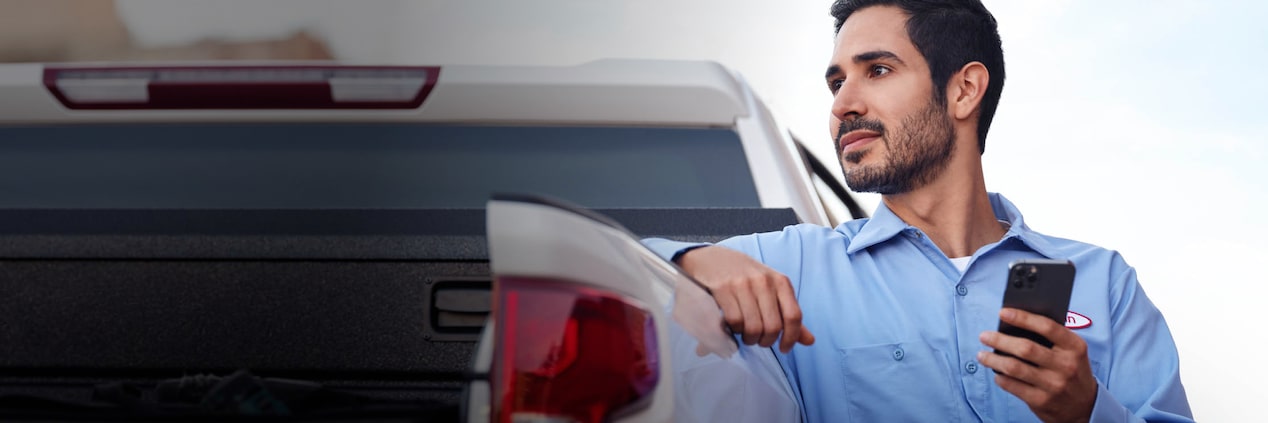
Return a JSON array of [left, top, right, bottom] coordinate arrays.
[[0, 124, 759, 209]]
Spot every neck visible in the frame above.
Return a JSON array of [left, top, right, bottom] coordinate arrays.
[[880, 148, 1004, 258]]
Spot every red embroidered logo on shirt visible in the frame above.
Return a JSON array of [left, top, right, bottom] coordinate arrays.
[[1065, 311, 1092, 329]]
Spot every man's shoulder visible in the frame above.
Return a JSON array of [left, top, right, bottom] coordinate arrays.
[[746, 218, 866, 251], [719, 222, 856, 251], [835, 217, 871, 238], [1021, 228, 1131, 271], [795, 219, 868, 245], [755, 222, 857, 242], [993, 192, 1130, 267]]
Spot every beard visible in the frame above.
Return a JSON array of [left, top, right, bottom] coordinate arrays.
[[835, 98, 956, 195]]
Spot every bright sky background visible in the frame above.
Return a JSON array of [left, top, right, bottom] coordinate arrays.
[[117, 0, 1268, 419]]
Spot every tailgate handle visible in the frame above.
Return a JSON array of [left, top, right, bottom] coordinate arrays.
[[432, 283, 491, 331]]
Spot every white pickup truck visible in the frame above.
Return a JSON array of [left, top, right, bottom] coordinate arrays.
[[0, 59, 862, 421]]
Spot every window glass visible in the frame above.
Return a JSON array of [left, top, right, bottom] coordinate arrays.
[[811, 175, 848, 227], [0, 124, 759, 209]]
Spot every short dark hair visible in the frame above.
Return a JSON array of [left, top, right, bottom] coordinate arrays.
[[831, 0, 1004, 153]]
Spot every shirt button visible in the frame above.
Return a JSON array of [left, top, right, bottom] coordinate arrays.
[[893, 348, 905, 361], [965, 361, 978, 374], [956, 284, 968, 296]]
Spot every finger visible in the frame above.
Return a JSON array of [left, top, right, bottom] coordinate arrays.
[[979, 330, 1054, 367], [1000, 308, 1069, 346], [733, 279, 764, 345], [771, 274, 804, 353], [976, 350, 1045, 387], [1001, 308, 1086, 353], [713, 285, 746, 336], [799, 326, 816, 346], [994, 373, 1047, 406], [754, 275, 784, 348]]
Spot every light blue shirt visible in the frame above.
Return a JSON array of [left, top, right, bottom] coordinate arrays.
[[644, 193, 1192, 422]]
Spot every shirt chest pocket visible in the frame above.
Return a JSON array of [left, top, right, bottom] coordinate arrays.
[[839, 342, 962, 423]]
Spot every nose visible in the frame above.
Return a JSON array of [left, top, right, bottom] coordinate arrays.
[[830, 79, 866, 122]]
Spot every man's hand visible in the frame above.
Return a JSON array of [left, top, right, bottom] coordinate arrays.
[[977, 308, 1097, 423], [677, 245, 815, 353]]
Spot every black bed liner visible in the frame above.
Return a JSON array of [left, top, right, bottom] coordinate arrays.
[[0, 207, 799, 420]]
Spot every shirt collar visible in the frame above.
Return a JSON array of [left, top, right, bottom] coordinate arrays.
[[844, 198, 911, 255], [843, 192, 1061, 259], [990, 193, 1062, 259]]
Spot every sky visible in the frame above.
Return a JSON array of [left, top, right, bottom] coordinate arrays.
[[116, 0, 1268, 419]]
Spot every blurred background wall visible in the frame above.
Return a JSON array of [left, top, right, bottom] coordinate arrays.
[[0, 0, 332, 61]]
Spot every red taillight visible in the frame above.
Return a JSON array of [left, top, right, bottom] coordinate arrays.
[[493, 277, 659, 423], [42, 66, 439, 110]]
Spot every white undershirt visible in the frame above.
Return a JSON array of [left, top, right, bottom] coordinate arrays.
[[949, 256, 972, 273], [943, 220, 1011, 274]]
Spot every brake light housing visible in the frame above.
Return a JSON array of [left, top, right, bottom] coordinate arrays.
[[493, 276, 659, 423], [42, 65, 439, 110]]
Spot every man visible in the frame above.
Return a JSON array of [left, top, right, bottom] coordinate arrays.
[[644, 0, 1193, 421]]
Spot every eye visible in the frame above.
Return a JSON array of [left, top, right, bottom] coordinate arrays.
[[869, 65, 892, 78], [829, 79, 844, 94]]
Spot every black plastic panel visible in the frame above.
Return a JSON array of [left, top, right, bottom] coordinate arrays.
[[0, 208, 798, 259], [0, 207, 799, 376]]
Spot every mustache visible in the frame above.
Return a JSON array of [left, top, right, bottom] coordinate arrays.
[[836, 118, 886, 147]]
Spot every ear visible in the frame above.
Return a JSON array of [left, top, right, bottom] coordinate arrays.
[[947, 62, 989, 121]]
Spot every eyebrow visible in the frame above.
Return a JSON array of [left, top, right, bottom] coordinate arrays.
[[854, 50, 904, 65], [824, 50, 906, 80], [824, 65, 842, 80]]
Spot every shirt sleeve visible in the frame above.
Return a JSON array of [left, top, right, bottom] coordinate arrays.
[[641, 238, 712, 263], [641, 226, 809, 292], [643, 227, 817, 421], [1090, 254, 1193, 422]]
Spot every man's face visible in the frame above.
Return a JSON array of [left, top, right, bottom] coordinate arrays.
[[825, 5, 956, 195]]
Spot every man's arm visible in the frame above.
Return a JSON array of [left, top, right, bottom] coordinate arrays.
[[642, 235, 815, 354], [677, 245, 815, 353]]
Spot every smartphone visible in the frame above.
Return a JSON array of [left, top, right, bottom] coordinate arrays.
[[996, 259, 1075, 355]]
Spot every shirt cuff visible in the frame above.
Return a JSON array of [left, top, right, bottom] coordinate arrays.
[[1088, 381, 1138, 423], [641, 238, 712, 263]]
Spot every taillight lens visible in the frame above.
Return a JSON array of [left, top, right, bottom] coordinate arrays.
[[493, 277, 659, 423]]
